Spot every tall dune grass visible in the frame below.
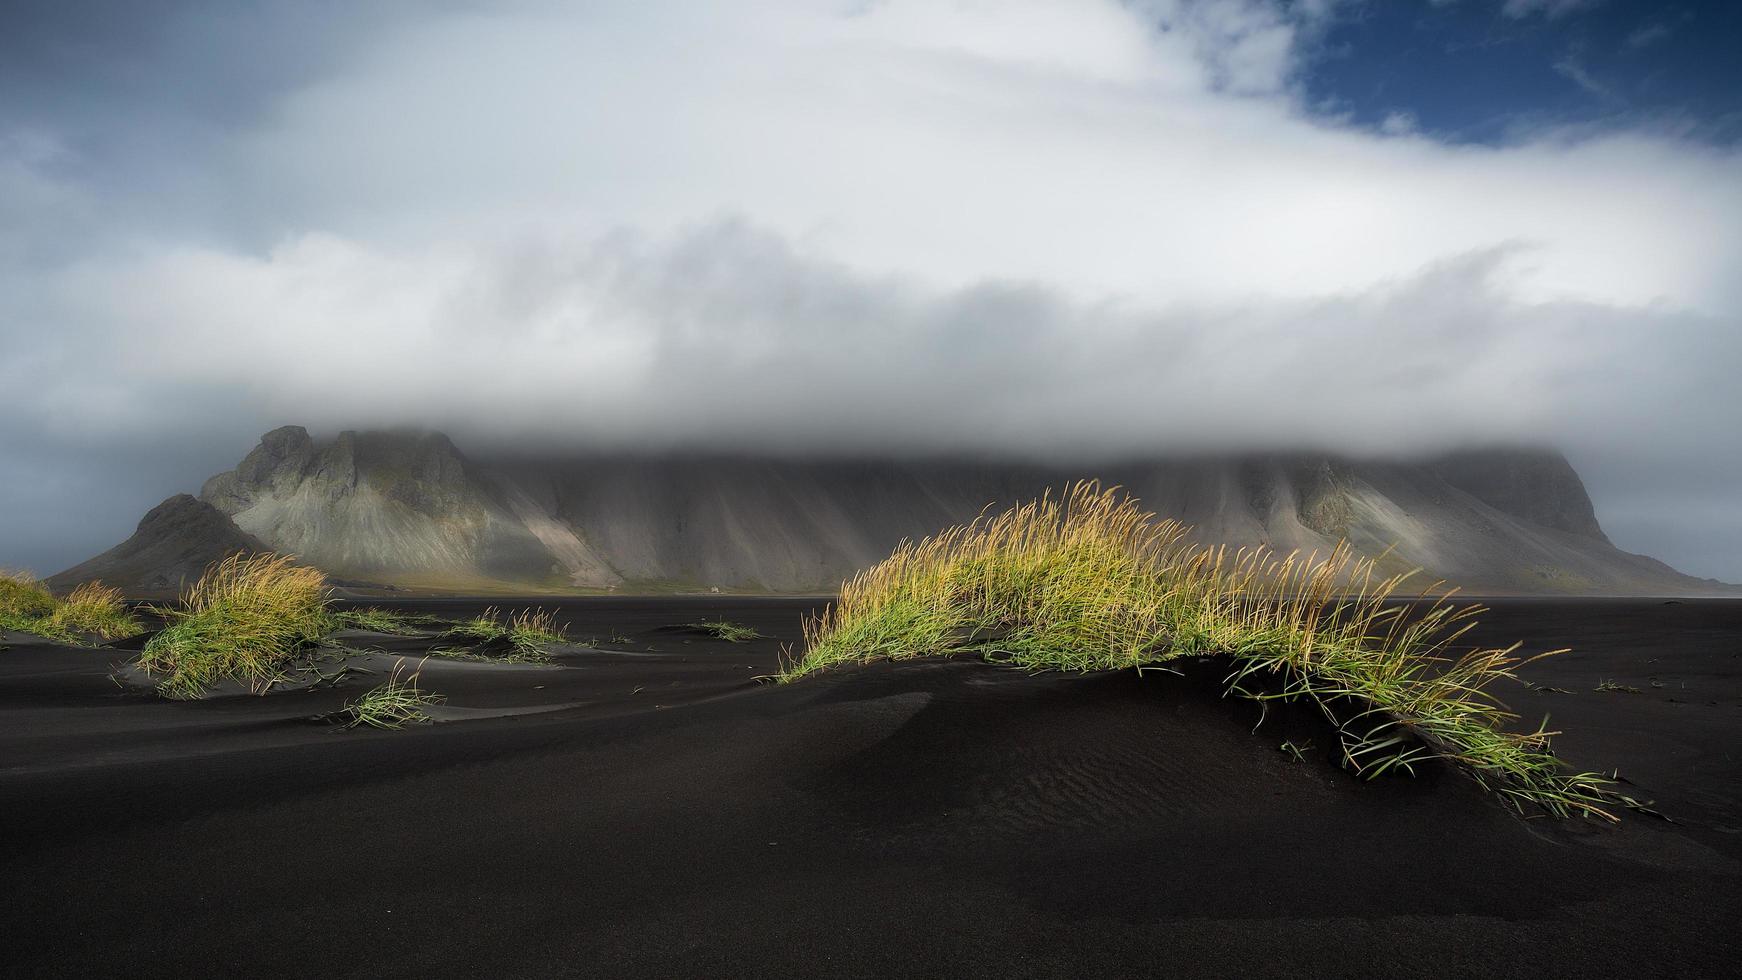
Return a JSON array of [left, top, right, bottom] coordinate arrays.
[[785, 482, 1614, 820], [1, 570, 58, 623], [137, 554, 331, 698], [1, 572, 139, 643], [44, 582, 140, 640]]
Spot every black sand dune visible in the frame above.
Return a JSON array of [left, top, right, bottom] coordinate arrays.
[[3, 598, 1740, 978]]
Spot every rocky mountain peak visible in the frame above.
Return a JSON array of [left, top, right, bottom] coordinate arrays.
[[57, 426, 1730, 596], [137, 493, 221, 530], [202, 425, 317, 512], [179, 426, 554, 583]]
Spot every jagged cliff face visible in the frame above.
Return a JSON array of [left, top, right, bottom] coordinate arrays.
[[198, 427, 553, 587], [487, 451, 1708, 594], [54, 426, 1731, 595]]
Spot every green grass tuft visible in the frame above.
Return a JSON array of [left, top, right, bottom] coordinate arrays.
[[135, 553, 331, 699], [0, 573, 140, 644], [690, 619, 763, 643], [337, 661, 443, 729], [439, 607, 566, 662], [46, 582, 142, 640], [333, 607, 446, 634], [784, 481, 1616, 821], [1, 570, 58, 624]]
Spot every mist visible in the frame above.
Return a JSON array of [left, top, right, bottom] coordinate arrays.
[[2, 0, 1739, 579]]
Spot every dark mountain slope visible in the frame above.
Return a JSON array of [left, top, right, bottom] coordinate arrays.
[[53, 427, 1735, 596], [46, 494, 268, 594]]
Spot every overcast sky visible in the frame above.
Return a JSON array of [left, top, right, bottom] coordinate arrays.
[[2, 0, 1739, 580]]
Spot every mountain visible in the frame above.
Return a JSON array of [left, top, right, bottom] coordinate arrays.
[[47, 494, 269, 594], [196, 427, 558, 590], [53, 425, 1734, 596]]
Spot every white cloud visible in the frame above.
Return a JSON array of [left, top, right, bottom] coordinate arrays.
[[14, 221, 1737, 467], [1144, 0, 1304, 95], [1379, 110, 1418, 135], [201, 0, 1738, 313], [2, 0, 1740, 575]]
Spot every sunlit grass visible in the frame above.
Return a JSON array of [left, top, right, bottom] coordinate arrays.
[[785, 481, 1615, 820], [438, 606, 566, 662], [135, 553, 331, 699], [1, 570, 58, 622], [333, 607, 446, 634], [0, 572, 140, 644], [1, 570, 74, 642], [336, 660, 443, 730], [46, 582, 141, 640]]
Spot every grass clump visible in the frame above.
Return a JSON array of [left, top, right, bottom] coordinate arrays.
[[1, 570, 58, 623], [333, 607, 445, 634], [44, 582, 141, 641], [786, 481, 1615, 821], [136, 553, 331, 699], [690, 619, 763, 643], [0, 573, 140, 643], [438, 606, 566, 662], [337, 661, 443, 730], [2, 570, 76, 642]]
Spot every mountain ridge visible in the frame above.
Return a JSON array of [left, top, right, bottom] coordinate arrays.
[[47, 494, 270, 594], [51, 425, 1736, 596]]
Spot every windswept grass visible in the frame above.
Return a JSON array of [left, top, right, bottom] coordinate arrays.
[[785, 481, 1615, 820], [438, 606, 566, 662], [337, 660, 443, 730], [1, 570, 57, 623], [2, 570, 71, 641], [333, 607, 446, 634], [0, 573, 140, 643], [690, 619, 763, 643], [441, 608, 510, 644], [46, 582, 141, 640], [136, 553, 331, 699]]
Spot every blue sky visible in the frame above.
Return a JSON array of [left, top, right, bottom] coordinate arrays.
[[1, 0, 1739, 580], [1301, 1, 1742, 144]]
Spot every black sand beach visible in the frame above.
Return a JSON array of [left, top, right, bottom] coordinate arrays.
[[3, 597, 1739, 978]]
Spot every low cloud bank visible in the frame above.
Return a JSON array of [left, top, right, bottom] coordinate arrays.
[[13, 221, 1734, 465], [1, 0, 1738, 576]]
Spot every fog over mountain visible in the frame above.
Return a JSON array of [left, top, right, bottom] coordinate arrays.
[[2, 0, 1739, 579], [52, 426, 1730, 596]]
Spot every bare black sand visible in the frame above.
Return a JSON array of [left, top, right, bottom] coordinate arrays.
[[3, 597, 1739, 978]]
